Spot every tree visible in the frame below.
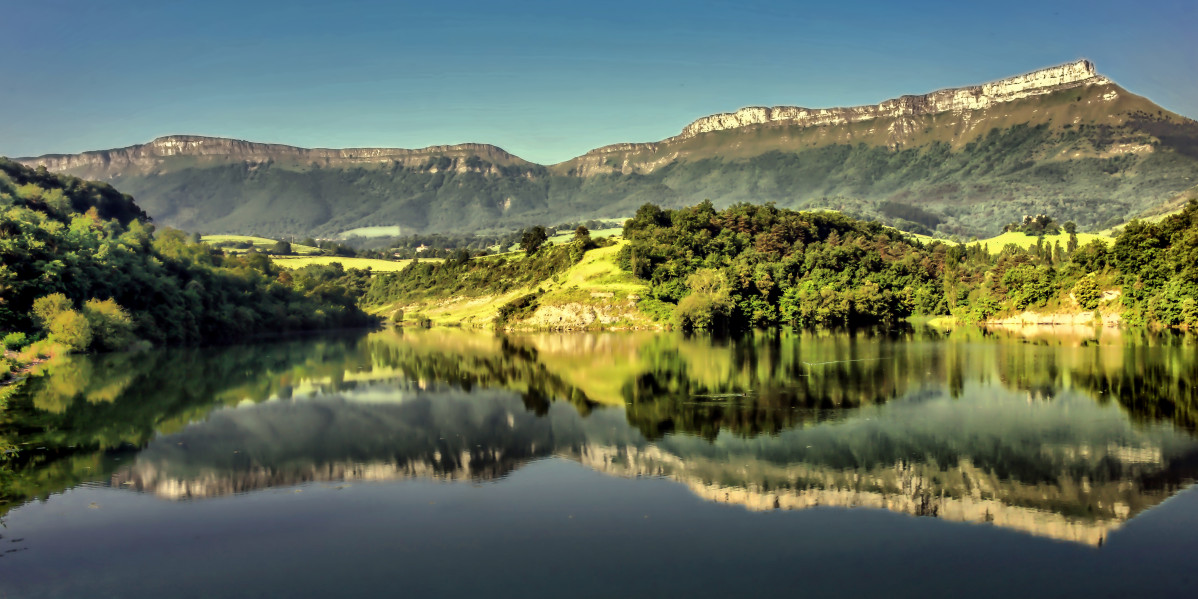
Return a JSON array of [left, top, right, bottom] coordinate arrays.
[[1073, 276, 1102, 310], [32, 293, 73, 327], [520, 226, 548, 254], [270, 240, 292, 255], [49, 310, 92, 352], [83, 299, 135, 351]]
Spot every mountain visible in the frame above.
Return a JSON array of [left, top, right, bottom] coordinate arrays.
[[16, 60, 1198, 238]]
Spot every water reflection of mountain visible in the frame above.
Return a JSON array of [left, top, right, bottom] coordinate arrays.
[[4, 327, 1198, 546], [108, 384, 1198, 546]]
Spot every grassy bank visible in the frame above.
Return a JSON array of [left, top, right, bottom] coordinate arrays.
[[373, 240, 657, 330]]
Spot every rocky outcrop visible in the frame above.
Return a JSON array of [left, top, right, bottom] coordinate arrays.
[[19, 135, 528, 176], [675, 60, 1108, 139], [564, 60, 1118, 176]]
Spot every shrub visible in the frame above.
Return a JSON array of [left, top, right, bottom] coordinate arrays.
[[1072, 276, 1102, 310], [1001, 264, 1056, 309], [966, 295, 1001, 323], [495, 293, 541, 326], [674, 269, 733, 330], [49, 310, 93, 352], [32, 293, 73, 327], [391, 309, 405, 324], [82, 299, 135, 351], [2, 332, 28, 350]]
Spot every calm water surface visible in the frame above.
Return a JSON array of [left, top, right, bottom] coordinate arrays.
[[3, 327, 1198, 598]]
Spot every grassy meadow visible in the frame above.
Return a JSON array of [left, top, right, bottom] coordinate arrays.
[[374, 240, 652, 329], [202, 234, 321, 255], [271, 256, 441, 271], [971, 231, 1110, 253]]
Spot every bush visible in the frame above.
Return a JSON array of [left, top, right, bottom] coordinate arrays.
[[1072, 276, 1102, 310], [49, 310, 93, 352], [32, 293, 73, 327], [82, 299, 136, 351], [391, 309, 405, 324], [674, 269, 733, 330], [2, 332, 28, 350], [495, 293, 541, 326]]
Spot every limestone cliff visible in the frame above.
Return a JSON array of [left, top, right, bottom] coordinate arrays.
[[679, 60, 1107, 139], [566, 60, 1121, 176], [20, 135, 530, 178]]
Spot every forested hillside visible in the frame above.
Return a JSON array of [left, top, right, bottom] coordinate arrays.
[[619, 200, 1198, 330], [0, 159, 372, 365]]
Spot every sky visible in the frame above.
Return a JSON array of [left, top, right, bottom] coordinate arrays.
[[1, 0, 1195, 164]]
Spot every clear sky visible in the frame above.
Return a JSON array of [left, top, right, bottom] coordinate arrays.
[[2, 0, 1194, 164]]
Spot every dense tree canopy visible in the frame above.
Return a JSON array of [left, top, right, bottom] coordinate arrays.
[[0, 159, 371, 355], [620, 201, 943, 328], [619, 199, 1198, 331]]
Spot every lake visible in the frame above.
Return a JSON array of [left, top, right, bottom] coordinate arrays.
[[2, 326, 1198, 598]]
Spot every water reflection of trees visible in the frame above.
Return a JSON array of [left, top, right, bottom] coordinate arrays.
[[0, 334, 366, 514], [620, 330, 941, 439], [5, 326, 1198, 519]]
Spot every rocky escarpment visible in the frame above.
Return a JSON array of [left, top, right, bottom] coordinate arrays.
[[20, 135, 530, 177], [677, 60, 1107, 138], [567, 60, 1117, 175]]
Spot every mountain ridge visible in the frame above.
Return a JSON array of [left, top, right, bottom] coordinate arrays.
[[572, 59, 1111, 161], [22, 135, 531, 178], [20, 60, 1119, 171], [12, 60, 1198, 238]]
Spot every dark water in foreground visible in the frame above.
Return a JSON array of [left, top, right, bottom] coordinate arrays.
[[3, 326, 1198, 598]]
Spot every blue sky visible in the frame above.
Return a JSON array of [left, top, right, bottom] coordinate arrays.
[[2, 0, 1194, 164]]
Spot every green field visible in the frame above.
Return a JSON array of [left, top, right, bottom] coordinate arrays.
[[971, 231, 1110, 253], [202, 234, 320, 255], [547, 227, 623, 245], [272, 256, 441, 271], [899, 230, 1112, 253], [338, 225, 404, 239], [492, 226, 626, 253]]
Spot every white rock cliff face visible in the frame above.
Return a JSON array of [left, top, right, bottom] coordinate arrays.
[[20, 136, 524, 175], [676, 60, 1107, 139], [20, 60, 1115, 178]]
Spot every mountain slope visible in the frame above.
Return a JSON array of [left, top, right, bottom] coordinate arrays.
[[16, 60, 1198, 238]]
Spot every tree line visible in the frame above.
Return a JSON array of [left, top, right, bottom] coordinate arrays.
[[0, 158, 372, 375], [620, 200, 1198, 330]]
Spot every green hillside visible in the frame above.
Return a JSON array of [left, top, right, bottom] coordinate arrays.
[[0, 158, 371, 354]]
